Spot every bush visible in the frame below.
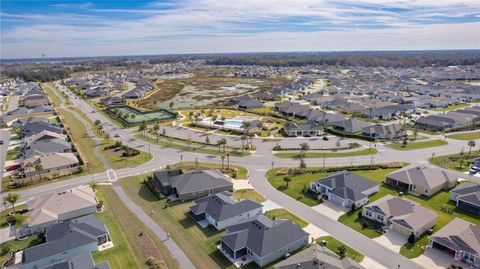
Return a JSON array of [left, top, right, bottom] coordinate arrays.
[[146, 256, 162, 269], [408, 233, 416, 244], [272, 145, 282, 151], [1, 245, 11, 256]]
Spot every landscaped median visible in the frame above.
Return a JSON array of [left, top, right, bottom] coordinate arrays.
[[267, 163, 407, 207], [446, 131, 480, 140], [274, 148, 378, 159], [385, 139, 447, 150]]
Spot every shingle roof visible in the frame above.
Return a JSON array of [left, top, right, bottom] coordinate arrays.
[[387, 166, 457, 191], [221, 214, 308, 257], [313, 171, 378, 201], [169, 170, 233, 195], [190, 191, 262, 222], [430, 218, 480, 256]]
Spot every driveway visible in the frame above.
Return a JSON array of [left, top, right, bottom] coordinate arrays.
[[372, 229, 407, 253], [412, 248, 455, 269], [0, 225, 15, 243], [311, 201, 350, 220]]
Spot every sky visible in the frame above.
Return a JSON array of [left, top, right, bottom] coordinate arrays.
[[1, 0, 480, 59]]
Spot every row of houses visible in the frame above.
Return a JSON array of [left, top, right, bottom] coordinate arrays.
[[415, 106, 480, 131], [17, 185, 111, 269], [6, 83, 53, 117]]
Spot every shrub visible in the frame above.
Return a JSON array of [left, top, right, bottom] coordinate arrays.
[[146, 257, 162, 269], [1, 245, 11, 256], [408, 233, 416, 244], [272, 145, 282, 151]]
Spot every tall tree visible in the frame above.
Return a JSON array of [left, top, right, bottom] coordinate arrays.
[[14, 214, 28, 238], [468, 140, 476, 155], [4, 193, 19, 212], [35, 165, 44, 181]]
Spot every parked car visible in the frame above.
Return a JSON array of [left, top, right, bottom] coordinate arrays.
[[322, 136, 329, 141], [469, 166, 479, 174], [0, 140, 3, 145]]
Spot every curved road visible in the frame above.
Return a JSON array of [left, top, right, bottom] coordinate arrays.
[[5, 81, 480, 269]]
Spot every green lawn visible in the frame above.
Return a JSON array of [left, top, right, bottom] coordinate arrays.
[[267, 167, 399, 207], [119, 175, 240, 269], [0, 204, 27, 229], [93, 186, 178, 269], [429, 152, 479, 172], [315, 236, 364, 262], [274, 148, 378, 159], [6, 149, 22, 161], [385, 139, 448, 151], [429, 103, 470, 111], [265, 209, 308, 228], [42, 83, 62, 107], [0, 234, 44, 266], [447, 132, 480, 140], [233, 189, 266, 203], [101, 142, 153, 170]]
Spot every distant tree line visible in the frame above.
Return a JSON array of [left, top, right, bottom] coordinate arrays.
[[205, 50, 480, 68]]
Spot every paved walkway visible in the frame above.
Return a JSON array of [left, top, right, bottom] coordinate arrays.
[[112, 183, 195, 269], [0, 225, 15, 243]]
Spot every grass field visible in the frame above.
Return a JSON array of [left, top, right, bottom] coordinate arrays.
[[6, 149, 22, 161], [119, 176, 240, 269], [447, 131, 480, 140], [93, 186, 178, 269], [265, 209, 308, 228], [315, 236, 364, 262], [274, 148, 378, 159], [430, 103, 470, 111], [101, 143, 152, 170], [0, 204, 27, 228], [429, 152, 479, 172], [233, 189, 266, 203], [178, 108, 262, 125], [385, 139, 448, 151]]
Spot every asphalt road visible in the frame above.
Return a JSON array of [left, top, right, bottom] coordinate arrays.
[[0, 130, 11, 191], [4, 81, 480, 269]]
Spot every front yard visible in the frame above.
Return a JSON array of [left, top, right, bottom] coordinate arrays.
[[315, 236, 364, 262], [447, 131, 480, 140], [429, 152, 479, 172], [265, 209, 308, 228], [233, 189, 266, 203], [385, 139, 448, 151]]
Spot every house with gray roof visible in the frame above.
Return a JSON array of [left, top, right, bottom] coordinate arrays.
[[152, 169, 233, 201], [189, 191, 263, 230], [22, 121, 64, 136], [428, 218, 479, 267], [24, 138, 72, 158], [450, 183, 480, 215], [283, 121, 322, 137], [310, 171, 379, 208], [361, 123, 406, 140], [329, 118, 371, 134], [275, 244, 365, 269], [219, 214, 309, 267], [386, 166, 458, 197], [363, 195, 438, 237], [22, 215, 111, 269]]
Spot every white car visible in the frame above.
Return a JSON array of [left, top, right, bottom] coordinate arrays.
[[469, 166, 479, 174]]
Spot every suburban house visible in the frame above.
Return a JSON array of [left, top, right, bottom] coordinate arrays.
[[24, 138, 72, 158], [22, 215, 111, 269], [361, 123, 406, 140], [22, 121, 64, 136], [385, 166, 458, 197], [189, 191, 263, 230], [23, 95, 50, 108], [231, 95, 264, 109], [310, 171, 379, 208], [329, 118, 371, 134], [428, 218, 479, 267], [415, 108, 480, 131], [25, 130, 67, 145], [450, 183, 480, 215], [275, 244, 365, 269], [275, 101, 311, 117], [26, 185, 98, 234], [218, 214, 309, 267], [100, 96, 124, 105], [363, 195, 438, 237], [151, 168, 234, 201], [283, 121, 322, 137], [22, 152, 80, 177]]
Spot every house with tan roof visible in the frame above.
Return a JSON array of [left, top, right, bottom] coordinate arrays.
[[23, 152, 79, 177], [25, 130, 67, 145], [428, 218, 480, 267], [363, 194, 438, 237], [26, 185, 98, 234], [385, 166, 458, 197]]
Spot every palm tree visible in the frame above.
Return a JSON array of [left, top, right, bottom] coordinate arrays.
[[153, 123, 160, 141], [188, 111, 194, 124], [89, 181, 98, 192], [34, 165, 44, 181], [226, 153, 230, 169], [468, 140, 476, 155], [220, 154, 225, 170], [300, 142, 310, 157], [24, 162, 34, 184], [283, 176, 292, 187], [241, 121, 251, 135], [14, 214, 28, 238], [4, 193, 19, 213], [240, 135, 247, 152]]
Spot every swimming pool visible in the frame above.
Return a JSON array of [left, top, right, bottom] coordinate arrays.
[[224, 120, 243, 128]]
